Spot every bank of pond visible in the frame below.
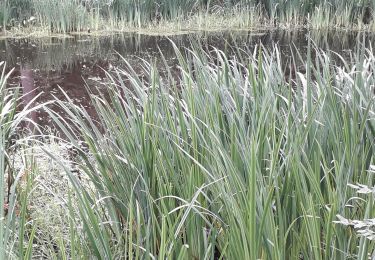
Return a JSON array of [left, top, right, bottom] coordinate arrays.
[[1, 0, 375, 36]]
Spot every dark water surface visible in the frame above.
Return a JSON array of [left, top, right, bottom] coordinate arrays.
[[3, 30, 375, 133]]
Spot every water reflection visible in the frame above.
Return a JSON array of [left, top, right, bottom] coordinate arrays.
[[20, 63, 37, 132], [1, 30, 375, 133]]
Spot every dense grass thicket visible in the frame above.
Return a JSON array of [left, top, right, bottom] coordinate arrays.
[[1, 0, 375, 33], [29, 42, 374, 259], [2, 40, 375, 258], [0, 62, 44, 259]]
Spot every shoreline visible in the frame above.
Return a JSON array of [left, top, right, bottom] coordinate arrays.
[[1, 13, 375, 40], [1, 26, 372, 40]]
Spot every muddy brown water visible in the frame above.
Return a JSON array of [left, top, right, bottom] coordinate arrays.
[[2, 29, 375, 135]]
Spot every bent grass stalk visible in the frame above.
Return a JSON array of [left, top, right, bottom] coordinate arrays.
[[45, 41, 375, 258], [0, 62, 46, 258]]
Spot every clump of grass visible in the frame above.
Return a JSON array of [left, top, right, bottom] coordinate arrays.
[[0, 61, 48, 259], [14, 136, 96, 259], [43, 39, 375, 259], [32, 0, 90, 33], [0, 61, 91, 259], [2, 0, 375, 34]]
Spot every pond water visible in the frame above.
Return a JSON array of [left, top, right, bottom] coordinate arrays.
[[2, 30, 375, 134]]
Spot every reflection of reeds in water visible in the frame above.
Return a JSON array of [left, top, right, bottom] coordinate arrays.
[[0, 32, 260, 71], [1, 30, 375, 74]]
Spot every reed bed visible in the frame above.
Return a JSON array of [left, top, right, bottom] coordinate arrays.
[[36, 41, 375, 259], [1, 0, 375, 33], [1, 35, 375, 258], [0, 61, 49, 259]]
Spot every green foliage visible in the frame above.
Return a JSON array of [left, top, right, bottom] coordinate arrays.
[[2, 0, 375, 32], [46, 41, 375, 258], [0, 62, 42, 259], [33, 0, 89, 33]]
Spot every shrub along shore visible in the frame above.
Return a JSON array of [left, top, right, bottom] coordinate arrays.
[[1, 40, 375, 258], [1, 0, 375, 36]]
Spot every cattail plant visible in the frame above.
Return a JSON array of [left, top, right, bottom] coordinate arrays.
[[43, 40, 375, 258]]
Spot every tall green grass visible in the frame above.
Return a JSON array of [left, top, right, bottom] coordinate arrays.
[[45, 41, 375, 258], [0, 0, 11, 30], [2, 0, 375, 33], [0, 62, 46, 259]]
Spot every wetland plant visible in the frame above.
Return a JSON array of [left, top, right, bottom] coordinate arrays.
[[45, 42, 375, 259], [0, 61, 45, 259], [2, 0, 375, 32]]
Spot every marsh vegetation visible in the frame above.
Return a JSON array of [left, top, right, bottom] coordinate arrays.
[[1, 0, 375, 35], [1, 1, 375, 259], [1, 35, 375, 258]]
